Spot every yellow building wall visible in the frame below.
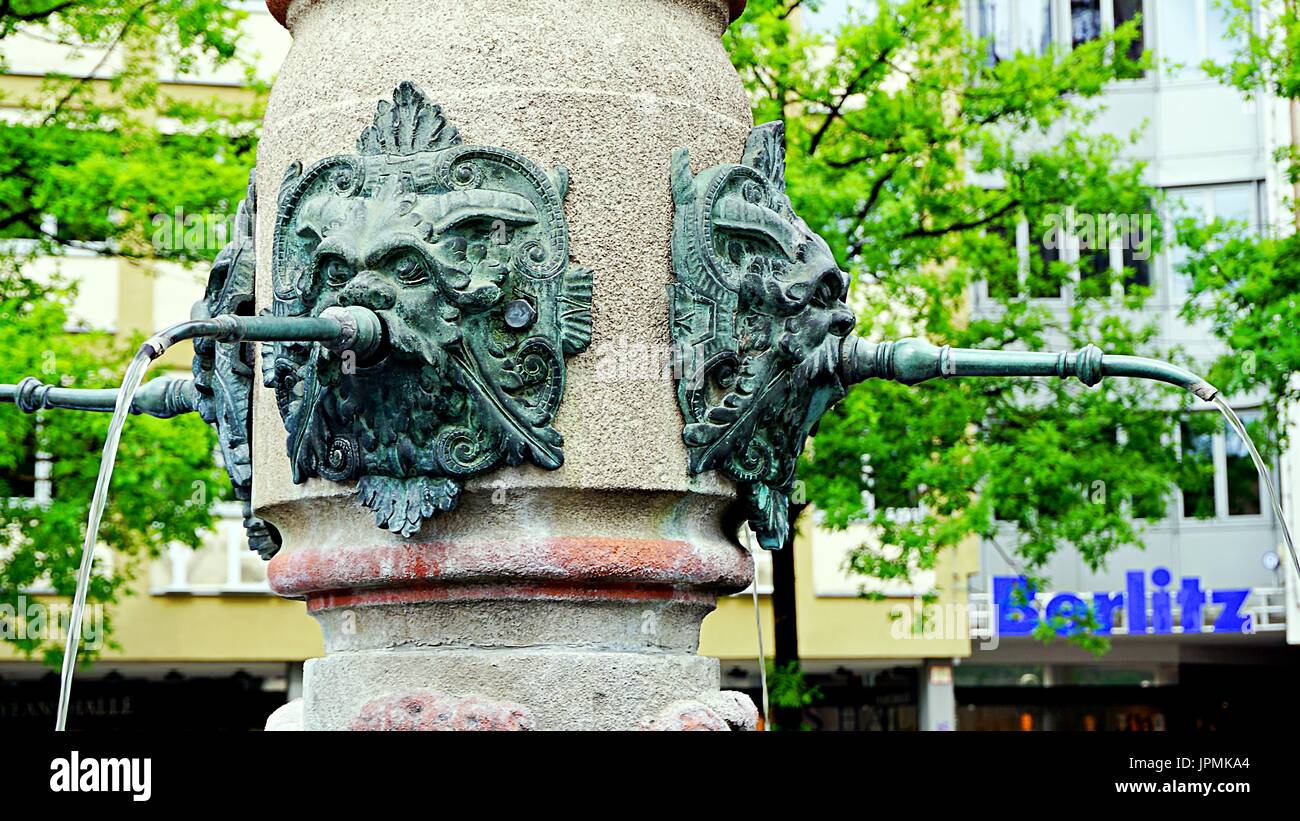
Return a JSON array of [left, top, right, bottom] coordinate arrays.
[[100, 590, 323, 662], [0, 585, 323, 664], [700, 521, 980, 661]]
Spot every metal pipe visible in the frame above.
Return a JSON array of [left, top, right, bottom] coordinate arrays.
[[840, 336, 1219, 401], [0, 305, 385, 417], [0, 377, 199, 418]]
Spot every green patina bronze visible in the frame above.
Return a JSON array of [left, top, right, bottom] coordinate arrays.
[[669, 122, 1217, 551], [188, 172, 283, 558], [265, 82, 593, 537], [670, 122, 857, 551]]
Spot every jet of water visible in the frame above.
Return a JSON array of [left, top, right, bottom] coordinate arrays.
[[1211, 395, 1299, 583], [56, 345, 156, 731]]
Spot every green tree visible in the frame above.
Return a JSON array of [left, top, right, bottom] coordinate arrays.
[[726, 0, 1191, 655], [1179, 1, 1300, 445], [0, 1, 259, 666]]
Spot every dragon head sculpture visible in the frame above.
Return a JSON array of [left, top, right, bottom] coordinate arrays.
[[670, 122, 857, 550]]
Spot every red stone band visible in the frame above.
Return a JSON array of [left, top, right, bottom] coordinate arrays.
[[303, 580, 722, 612], [264, 0, 748, 28], [268, 535, 753, 600]]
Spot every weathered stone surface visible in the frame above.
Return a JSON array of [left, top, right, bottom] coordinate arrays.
[[255, 0, 755, 730], [348, 691, 536, 731], [264, 697, 304, 731], [699, 689, 760, 730], [640, 702, 729, 731], [638, 690, 759, 730], [304, 648, 721, 731]]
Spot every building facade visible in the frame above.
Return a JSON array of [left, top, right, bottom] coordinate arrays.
[[1, 1, 1297, 731], [953, 0, 1300, 731]]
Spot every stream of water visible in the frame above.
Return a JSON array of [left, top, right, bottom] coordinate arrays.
[[1212, 395, 1300, 583], [55, 347, 156, 731]]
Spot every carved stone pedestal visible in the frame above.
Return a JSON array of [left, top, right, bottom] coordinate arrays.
[[264, 490, 755, 729], [255, 0, 758, 729]]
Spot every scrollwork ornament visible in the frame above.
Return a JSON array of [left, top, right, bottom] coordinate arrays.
[[265, 82, 593, 537]]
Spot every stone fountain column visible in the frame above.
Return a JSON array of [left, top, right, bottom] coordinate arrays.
[[253, 0, 758, 730]]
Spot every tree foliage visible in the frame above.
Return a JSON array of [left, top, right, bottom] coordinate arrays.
[[1180, 0, 1300, 445], [725, 0, 1194, 642], [0, 1, 259, 665]]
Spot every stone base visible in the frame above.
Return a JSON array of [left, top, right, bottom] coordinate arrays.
[[303, 648, 753, 730]]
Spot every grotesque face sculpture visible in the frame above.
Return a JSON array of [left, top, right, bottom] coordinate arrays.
[[670, 122, 856, 549], [192, 171, 281, 558], [267, 83, 591, 536]]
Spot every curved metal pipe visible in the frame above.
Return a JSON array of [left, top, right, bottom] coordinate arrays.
[[0, 306, 385, 417], [840, 336, 1220, 401]]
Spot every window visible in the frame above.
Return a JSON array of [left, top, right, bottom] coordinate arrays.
[[1112, 0, 1145, 76], [0, 428, 39, 499], [1120, 242, 1150, 289], [1165, 182, 1260, 301], [1021, 0, 1056, 54], [976, 0, 1014, 64], [1029, 220, 1067, 298], [1156, 0, 1238, 77], [975, 1, 1056, 64], [983, 222, 1021, 299], [982, 209, 1154, 301], [967, 2, 1147, 72], [1075, 231, 1113, 291], [1179, 416, 1216, 518], [1224, 409, 1262, 516], [1178, 410, 1270, 521], [1070, 0, 1103, 49]]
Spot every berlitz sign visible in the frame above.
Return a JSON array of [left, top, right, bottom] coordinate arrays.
[[993, 568, 1253, 636]]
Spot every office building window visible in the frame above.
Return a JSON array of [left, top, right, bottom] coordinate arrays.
[[983, 222, 1022, 299], [1156, 0, 1238, 76], [1111, 0, 1145, 76], [1178, 416, 1216, 518], [983, 209, 1154, 301], [1029, 219, 1067, 298], [1070, 0, 1103, 48], [1178, 410, 1269, 521], [976, 0, 1015, 64], [961, 1, 1147, 72], [1021, 0, 1056, 54], [1075, 232, 1113, 295], [0, 428, 39, 500], [1120, 242, 1150, 289], [1224, 409, 1262, 516], [974, 0, 1057, 64], [1166, 182, 1260, 301]]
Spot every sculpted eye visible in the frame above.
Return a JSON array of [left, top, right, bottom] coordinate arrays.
[[321, 256, 354, 288], [388, 250, 429, 286]]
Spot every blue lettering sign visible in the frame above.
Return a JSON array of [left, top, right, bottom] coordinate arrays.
[[991, 568, 1253, 637]]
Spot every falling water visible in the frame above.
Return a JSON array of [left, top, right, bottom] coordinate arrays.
[[742, 527, 771, 731], [55, 346, 157, 731], [1211, 395, 1299, 581]]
